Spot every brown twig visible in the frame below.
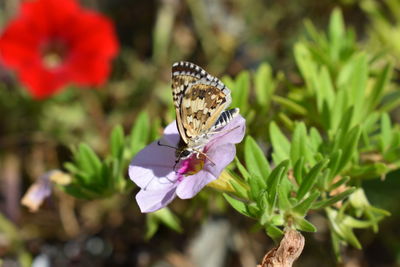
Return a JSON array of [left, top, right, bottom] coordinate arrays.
[[258, 228, 305, 267]]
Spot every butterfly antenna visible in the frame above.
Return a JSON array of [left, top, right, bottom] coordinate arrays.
[[157, 140, 178, 150]]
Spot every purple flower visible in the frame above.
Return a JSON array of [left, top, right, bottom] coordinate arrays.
[[21, 170, 71, 212], [129, 115, 246, 213]]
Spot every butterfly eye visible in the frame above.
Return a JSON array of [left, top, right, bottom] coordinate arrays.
[[181, 150, 191, 157]]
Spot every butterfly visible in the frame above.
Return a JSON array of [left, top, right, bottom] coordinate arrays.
[[171, 61, 239, 163]]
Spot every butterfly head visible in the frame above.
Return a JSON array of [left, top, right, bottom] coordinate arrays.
[[175, 146, 193, 161]]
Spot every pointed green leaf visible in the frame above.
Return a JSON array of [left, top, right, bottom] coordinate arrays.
[[295, 217, 317, 232], [272, 96, 307, 115], [230, 71, 250, 113], [312, 187, 356, 209], [293, 157, 304, 185], [267, 160, 289, 209], [290, 122, 313, 164], [265, 225, 284, 241], [367, 62, 393, 111], [293, 191, 320, 216], [380, 113, 392, 152], [255, 63, 275, 107], [153, 208, 183, 233], [235, 157, 251, 181], [130, 112, 150, 155], [328, 8, 345, 61], [244, 136, 271, 181], [297, 159, 328, 200], [77, 144, 102, 176], [223, 194, 252, 218], [269, 122, 290, 164], [336, 126, 360, 173], [110, 125, 125, 159]]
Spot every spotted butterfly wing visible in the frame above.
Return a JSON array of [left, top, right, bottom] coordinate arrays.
[[171, 61, 232, 147]]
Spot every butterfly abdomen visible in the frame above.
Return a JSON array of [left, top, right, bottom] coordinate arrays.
[[213, 108, 239, 130]]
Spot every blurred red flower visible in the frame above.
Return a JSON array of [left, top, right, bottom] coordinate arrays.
[[0, 0, 119, 99]]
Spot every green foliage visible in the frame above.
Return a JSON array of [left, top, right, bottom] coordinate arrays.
[[62, 112, 154, 199], [222, 9, 398, 258], [36, 6, 399, 262], [145, 208, 183, 239]]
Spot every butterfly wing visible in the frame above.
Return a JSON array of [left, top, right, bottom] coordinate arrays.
[[180, 80, 231, 141], [172, 61, 205, 144], [171, 61, 231, 145]]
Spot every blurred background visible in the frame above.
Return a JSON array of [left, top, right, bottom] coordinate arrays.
[[0, 0, 400, 266]]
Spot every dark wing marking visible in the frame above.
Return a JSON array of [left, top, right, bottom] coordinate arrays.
[[171, 61, 206, 109], [212, 108, 240, 130]]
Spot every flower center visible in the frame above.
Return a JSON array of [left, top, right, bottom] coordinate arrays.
[[41, 40, 67, 69], [177, 154, 206, 181]]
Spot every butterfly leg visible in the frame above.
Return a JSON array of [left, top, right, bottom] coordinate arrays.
[[194, 149, 216, 166]]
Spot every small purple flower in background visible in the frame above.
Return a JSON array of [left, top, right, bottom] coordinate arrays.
[[21, 170, 71, 212], [129, 115, 246, 213]]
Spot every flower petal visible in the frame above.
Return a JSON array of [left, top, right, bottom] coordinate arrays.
[[21, 171, 53, 212], [0, 0, 119, 99], [129, 141, 178, 190], [136, 187, 177, 213], [205, 143, 236, 178], [208, 115, 246, 147], [163, 121, 180, 147], [176, 169, 215, 199]]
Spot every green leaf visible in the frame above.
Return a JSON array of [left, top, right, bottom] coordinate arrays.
[[290, 122, 313, 165], [330, 90, 347, 132], [244, 136, 271, 181], [235, 157, 251, 181], [110, 125, 125, 159], [153, 208, 182, 233], [255, 63, 275, 107], [326, 208, 362, 249], [293, 157, 304, 185], [348, 163, 389, 179], [77, 144, 102, 177], [269, 122, 290, 164], [331, 232, 342, 261], [278, 180, 293, 211], [248, 173, 265, 201], [230, 71, 250, 113], [145, 214, 159, 240], [315, 67, 335, 113], [367, 62, 393, 112], [265, 225, 284, 242], [336, 126, 361, 173], [328, 8, 345, 61], [267, 160, 289, 209], [380, 113, 392, 152], [62, 184, 92, 199], [348, 55, 368, 123], [309, 127, 323, 152], [327, 150, 342, 179], [272, 96, 307, 116], [294, 43, 315, 88], [312, 187, 356, 209], [293, 191, 320, 216], [297, 159, 328, 200], [295, 217, 317, 232], [130, 112, 150, 155], [229, 178, 249, 199], [223, 194, 252, 218]]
